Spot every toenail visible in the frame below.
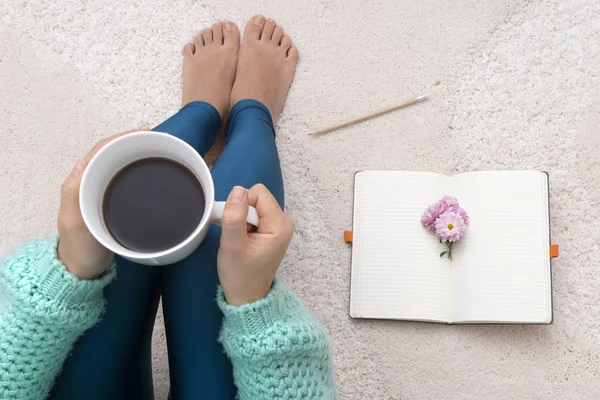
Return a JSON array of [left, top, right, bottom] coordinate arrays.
[[253, 16, 264, 25], [225, 22, 233, 31]]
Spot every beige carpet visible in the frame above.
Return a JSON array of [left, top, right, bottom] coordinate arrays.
[[1, 0, 600, 398]]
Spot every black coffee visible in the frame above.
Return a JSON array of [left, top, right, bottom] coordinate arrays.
[[103, 157, 205, 253]]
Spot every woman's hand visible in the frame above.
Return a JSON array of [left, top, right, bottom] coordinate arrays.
[[57, 129, 147, 280], [218, 184, 294, 306]]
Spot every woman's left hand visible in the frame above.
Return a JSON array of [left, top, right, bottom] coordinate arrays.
[[217, 184, 295, 306], [57, 129, 147, 280]]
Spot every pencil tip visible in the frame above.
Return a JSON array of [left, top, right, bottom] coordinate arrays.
[[416, 94, 428, 102]]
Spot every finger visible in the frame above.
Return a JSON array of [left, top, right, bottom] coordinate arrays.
[[221, 186, 250, 246], [83, 128, 149, 164], [58, 159, 88, 232], [247, 184, 287, 234]]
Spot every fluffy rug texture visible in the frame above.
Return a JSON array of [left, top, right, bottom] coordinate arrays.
[[1, 0, 599, 398]]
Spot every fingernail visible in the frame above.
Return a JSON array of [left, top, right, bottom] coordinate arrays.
[[225, 22, 233, 31], [71, 160, 86, 176], [228, 186, 246, 203], [253, 15, 264, 25]]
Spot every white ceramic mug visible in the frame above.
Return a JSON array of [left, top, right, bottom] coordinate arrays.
[[79, 131, 259, 266]]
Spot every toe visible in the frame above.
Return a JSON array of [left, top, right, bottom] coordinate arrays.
[[244, 15, 265, 41], [280, 35, 292, 51], [223, 21, 240, 47], [272, 25, 284, 44], [261, 18, 276, 42], [287, 46, 299, 62], [212, 23, 223, 45], [182, 42, 195, 56], [201, 28, 213, 45], [193, 32, 204, 47]]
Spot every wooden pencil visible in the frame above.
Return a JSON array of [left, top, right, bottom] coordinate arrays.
[[311, 94, 428, 135]]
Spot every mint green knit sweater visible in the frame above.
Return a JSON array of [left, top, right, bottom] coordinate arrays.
[[0, 237, 337, 399]]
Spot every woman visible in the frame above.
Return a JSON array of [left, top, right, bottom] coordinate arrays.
[[0, 16, 336, 400]]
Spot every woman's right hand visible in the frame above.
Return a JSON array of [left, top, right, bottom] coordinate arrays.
[[57, 129, 147, 280], [217, 184, 294, 306]]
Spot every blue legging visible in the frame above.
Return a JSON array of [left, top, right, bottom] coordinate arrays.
[[48, 100, 284, 400]]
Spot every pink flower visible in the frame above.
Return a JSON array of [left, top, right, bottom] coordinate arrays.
[[421, 201, 448, 229], [422, 196, 469, 260], [440, 195, 459, 208], [454, 206, 470, 225], [435, 212, 466, 242], [441, 195, 469, 225]]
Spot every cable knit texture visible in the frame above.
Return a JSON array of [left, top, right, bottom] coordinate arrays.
[[0, 239, 336, 399], [218, 279, 337, 399], [0, 237, 115, 400]]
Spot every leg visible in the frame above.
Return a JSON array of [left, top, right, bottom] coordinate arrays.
[[154, 101, 221, 155], [161, 16, 298, 400], [212, 99, 284, 203], [162, 100, 283, 400], [48, 37, 232, 399], [49, 257, 161, 400]]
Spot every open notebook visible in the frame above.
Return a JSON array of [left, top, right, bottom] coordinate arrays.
[[350, 171, 553, 324]]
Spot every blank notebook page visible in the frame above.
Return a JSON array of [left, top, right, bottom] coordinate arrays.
[[451, 171, 551, 323], [351, 171, 451, 322]]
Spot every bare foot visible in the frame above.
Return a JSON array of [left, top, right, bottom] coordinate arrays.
[[230, 16, 299, 123], [182, 21, 240, 119]]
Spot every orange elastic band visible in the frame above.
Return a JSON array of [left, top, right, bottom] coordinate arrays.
[[550, 244, 559, 258], [344, 231, 353, 244]]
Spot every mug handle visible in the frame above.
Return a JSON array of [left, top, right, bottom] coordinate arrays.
[[211, 202, 259, 227]]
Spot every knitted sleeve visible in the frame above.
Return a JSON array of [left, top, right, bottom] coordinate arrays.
[[0, 237, 115, 400], [217, 279, 337, 399]]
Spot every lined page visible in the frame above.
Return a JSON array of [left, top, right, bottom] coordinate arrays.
[[351, 171, 451, 322], [451, 171, 551, 323]]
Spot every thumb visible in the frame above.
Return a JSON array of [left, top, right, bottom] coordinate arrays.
[[220, 186, 250, 246]]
